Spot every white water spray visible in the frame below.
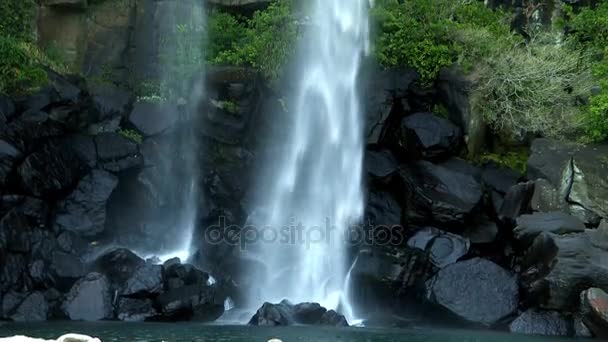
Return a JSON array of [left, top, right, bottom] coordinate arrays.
[[249, 0, 370, 321]]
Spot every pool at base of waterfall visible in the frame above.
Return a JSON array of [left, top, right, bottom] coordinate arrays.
[[0, 323, 558, 342]]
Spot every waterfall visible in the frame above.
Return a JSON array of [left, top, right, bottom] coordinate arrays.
[[248, 0, 370, 321], [138, 0, 205, 263]]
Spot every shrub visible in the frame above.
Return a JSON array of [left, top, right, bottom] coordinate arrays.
[[0, 0, 37, 41], [471, 33, 592, 140], [0, 36, 49, 95], [208, 0, 297, 80], [118, 129, 143, 144]]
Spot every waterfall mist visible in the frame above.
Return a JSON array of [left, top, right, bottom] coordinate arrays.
[[247, 0, 370, 321]]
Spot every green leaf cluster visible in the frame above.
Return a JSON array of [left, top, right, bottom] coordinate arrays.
[[206, 0, 297, 81], [0, 36, 48, 95], [0, 0, 37, 41]]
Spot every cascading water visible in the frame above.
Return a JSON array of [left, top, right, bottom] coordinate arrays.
[[136, 0, 205, 263], [248, 0, 370, 321]]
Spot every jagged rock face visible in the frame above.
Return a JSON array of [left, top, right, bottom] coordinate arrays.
[[407, 227, 469, 268], [394, 112, 462, 161], [54, 169, 118, 236], [11, 292, 49, 322], [522, 226, 608, 311], [513, 212, 585, 248], [580, 287, 608, 338], [399, 159, 483, 225], [426, 258, 519, 326], [129, 102, 178, 137], [508, 310, 570, 336], [116, 298, 157, 322], [62, 272, 113, 321], [527, 138, 608, 225]]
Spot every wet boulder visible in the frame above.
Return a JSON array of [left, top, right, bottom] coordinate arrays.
[[0, 254, 28, 292], [0, 198, 49, 253], [395, 112, 461, 160], [93, 248, 145, 286], [408, 227, 469, 268], [63, 272, 113, 321], [514, 212, 585, 248], [89, 83, 131, 119], [5, 110, 65, 149], [55, 169, 118, 236], [11, 292, 49, 322], [462, 215, 498, 245], [249, 300, 295, 326], [156, 283, 224, 322], [1, 291, 26, 319], [580, 287, 608, 338], [426, 258, 518, 326], [117, 298, 157, 322], [0, 95, 16, 120], [17, 142, 87, 198], [48, 251, 87, 290], [122, 263, 163, 297], [365, 149, 398, 181], [364, 188, 402, 228], [498, 181, 535, 223], [481, 162, 520, 195], [293, 302, 327, 324], [129, 101, 178, 136], [399, 159, 483, 225], [522, 225, 608, 310], [508, 309, 570, 336], [530, 178, 568, 213], [95, 132, 143, 172], [320, 310, 349, 327], [62, 134, 97, 168]]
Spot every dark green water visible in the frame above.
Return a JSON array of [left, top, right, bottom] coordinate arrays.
[[0, 322, 563, 342]]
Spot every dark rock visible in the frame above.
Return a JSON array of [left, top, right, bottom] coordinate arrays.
[[351, 247, 432, 300], [498, 181, 535, 223], [364, 68, 417, 145], [0, 95, 16, 120], [156, 283, 223, 322], [55, 169, 118, 236], [18, 142, 87, 198], [527, 138, 574, 189], [21, 87, 58, 112], [462, 215, 498, 244], [11, 292, 49, 322], [481, 162, 520, 195], [522, 226, 608, 310], [95, 132, 142, 172], [49, 72, 82, 103], [93, 248, 145, 286], [514, 212, 585, 247], [1, 291, 25, 318], [56, 231, 88, 255], [248, 300, 294, 326], [48, 251, 86, 290], [508, 309, 570, 336], [408, 227, 469, 268], [129, 101, 178, 136], [89, 83, 131, 119], [122, 264, 163, 297], [0, 254, 28, 292], [395, 112, 461, 160], [574, 313, 594, 338], [6, 110, 65, 147], [364, 188, 402, 228], [293, 302, 327, 324], [530, 178, 568, 213], [62, 134, 97, 168], [399, 159, 483, 225], [427, 258, 518, 325], [63, 272, 113, 321], [580, 288, 608, 338], [117, 298, 157, 322], [0, 139, 21, 159], [0, 198, 49, 253], [320, 310, 349, 327], [365, 149, 398, 180]]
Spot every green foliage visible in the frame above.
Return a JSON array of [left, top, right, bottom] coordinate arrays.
[[118, 129, 143, 144], [479, 148, 529, 174], [207, 0, 297, 80], [217, 100, 239, 114], [0, 0, 37, 41], [472, 32, 592, 140], [0, 36, 49, 95], [370, 0, 513, 84], [566, 2, 608, 142]]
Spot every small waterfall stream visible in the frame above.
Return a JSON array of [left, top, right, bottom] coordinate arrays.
[[249, 0, 370, 321]]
